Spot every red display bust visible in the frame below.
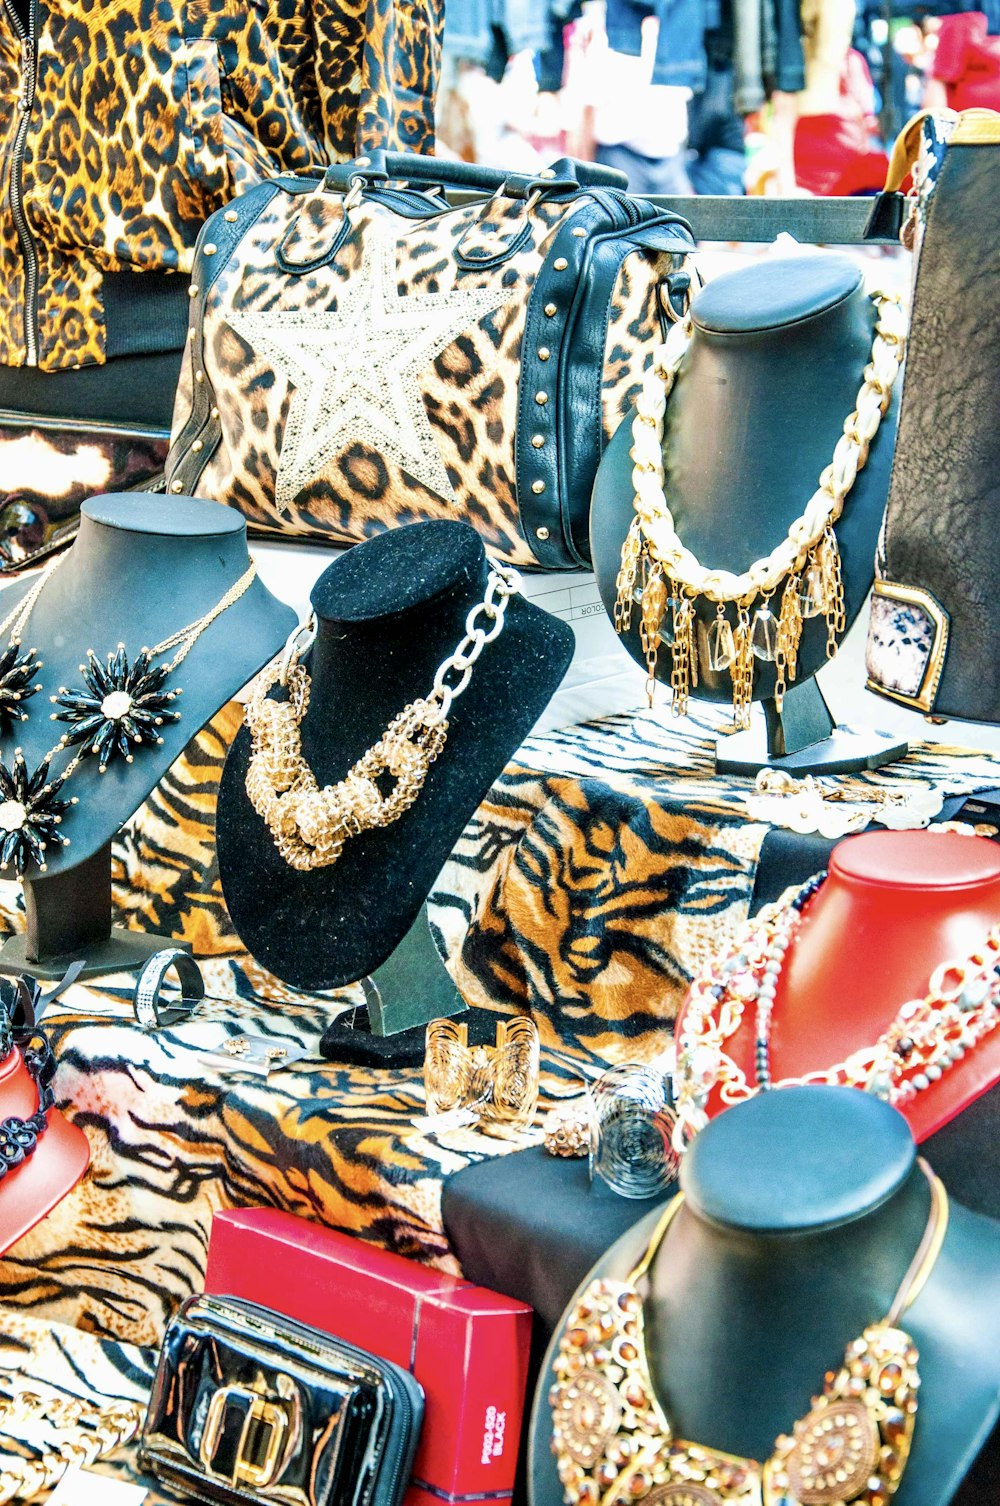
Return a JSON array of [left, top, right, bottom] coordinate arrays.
[[0, 1043, 89, 1254], [677, 830, 1000, 1142]]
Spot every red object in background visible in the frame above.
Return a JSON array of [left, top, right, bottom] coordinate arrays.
[[676, 831, 1000, 1144], [933, 12, 1000, 111], [0, 1046, 89, 1256], [206, 1208, 533, 1506], [794, 112, 890, 195], [795, 47, 889, 196]]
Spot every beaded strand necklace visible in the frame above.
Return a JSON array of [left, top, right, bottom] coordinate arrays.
[[674, 873, 1000, 1151]]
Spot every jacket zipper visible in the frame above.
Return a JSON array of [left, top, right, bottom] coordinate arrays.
[[4, 0, 39, 366]]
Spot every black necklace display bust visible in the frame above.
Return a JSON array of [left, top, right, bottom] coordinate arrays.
[[531, 1086, 1000, 1506], [217, 520, 574, 999], [590, 253, 907, 775], [0, 493, 296, 977]]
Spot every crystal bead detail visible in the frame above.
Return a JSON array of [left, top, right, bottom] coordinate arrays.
[[751, 607, 778, 661], [708, 616, 737, 671], [798, 564, 827, 619]]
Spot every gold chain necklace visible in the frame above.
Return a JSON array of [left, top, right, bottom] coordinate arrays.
[[245, 564, 521, 872], [614, 290, 907, 725], [0, 560, 257, 875], [0, 1386, 145, 1503], [551, 1160, 948, 1506]]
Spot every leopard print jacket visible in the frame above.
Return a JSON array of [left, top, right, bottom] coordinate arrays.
[[0, 0, 443, 373]]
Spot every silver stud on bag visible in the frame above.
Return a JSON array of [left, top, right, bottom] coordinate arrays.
[[192, 439, 204, 452], [531, 434, 545, 448], [535, 391, 548, 406], [544, 302, 557, 317], [203, 243, 217, 257], [538, 346, 550, 361], [224, 210, 238, 223], [553, 257, 568, 271], [171, 481, 184, 493], [572, 226, 586, 238], [536, 526, 550, 541], [532, 480, 545, 494]]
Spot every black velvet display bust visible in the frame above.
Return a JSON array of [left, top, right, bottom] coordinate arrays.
[[589, 254, 903, 769], [217, 521, 574, 992], [530, 1087, 1000, 1506]]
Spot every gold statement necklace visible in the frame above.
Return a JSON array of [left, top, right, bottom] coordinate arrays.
[[614, 290, 907, 725], [245, 563, 521, 871], [0, 556, 257, 875], [551, 1160, 948, 1506]]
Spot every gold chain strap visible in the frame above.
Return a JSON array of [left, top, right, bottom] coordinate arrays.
[[0, 1388, 145, 1503]]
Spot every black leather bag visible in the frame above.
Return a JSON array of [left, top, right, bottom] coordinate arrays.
[[864, 109, 1000, 721], [166, 150, 695, 570], [139, 1295, 424, 1506]]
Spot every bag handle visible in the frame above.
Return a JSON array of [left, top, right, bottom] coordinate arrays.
[[324, 150, 627, 201], [865, 106, 1000, 240]]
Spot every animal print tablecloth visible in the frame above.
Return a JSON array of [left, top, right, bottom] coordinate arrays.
[[0, 701, 996, 1349]]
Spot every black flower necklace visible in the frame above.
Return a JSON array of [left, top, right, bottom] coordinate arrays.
[[0, 561, 258, 875]]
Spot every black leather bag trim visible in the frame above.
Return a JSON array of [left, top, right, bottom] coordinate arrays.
[[167, 183, 282, 494], [516, 204, 694, 567]]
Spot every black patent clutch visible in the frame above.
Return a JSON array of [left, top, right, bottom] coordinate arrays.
[[138, 1294, 424, 1506]]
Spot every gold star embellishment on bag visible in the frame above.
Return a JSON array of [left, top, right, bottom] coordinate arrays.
[[227, 222, 512, 513]]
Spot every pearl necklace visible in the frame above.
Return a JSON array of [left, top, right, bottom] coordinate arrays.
[[674, 873, 1000, 1151]]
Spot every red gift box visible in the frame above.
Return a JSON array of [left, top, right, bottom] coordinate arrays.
[[205, 1209, 533, 1506]]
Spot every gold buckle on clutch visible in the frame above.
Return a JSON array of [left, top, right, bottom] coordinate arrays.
[[200, 1386, 288, 1488]]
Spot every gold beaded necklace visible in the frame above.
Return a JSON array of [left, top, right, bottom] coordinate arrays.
[[614, 290, 906, 725], [551, 1160, 948, 1506], [244, 563, 521, 872]]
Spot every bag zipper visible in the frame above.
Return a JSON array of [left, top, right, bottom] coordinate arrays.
[[4, 0, 39, 366]]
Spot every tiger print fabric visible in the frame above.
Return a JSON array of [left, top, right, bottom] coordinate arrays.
[[0, 0, 443, 371], [431, 707, 1000, 1066], [0, 702, 996, 1353]]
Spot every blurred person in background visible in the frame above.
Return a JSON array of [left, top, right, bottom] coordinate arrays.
[[577, 6, 696, 193], [925, 9, 1000, 111], [769, 0, 889, 194]]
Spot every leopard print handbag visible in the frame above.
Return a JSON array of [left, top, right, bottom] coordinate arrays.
[[165, 150, 695, 569], [865, 109, 1000, 720]]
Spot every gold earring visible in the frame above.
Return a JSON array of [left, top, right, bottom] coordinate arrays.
[[224, 1036, 250, 1057]]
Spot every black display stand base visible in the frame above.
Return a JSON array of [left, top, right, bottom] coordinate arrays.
[[0, 842, 183, 981], [716, 679, 908, 776], [320, 901, 466, 1068]]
